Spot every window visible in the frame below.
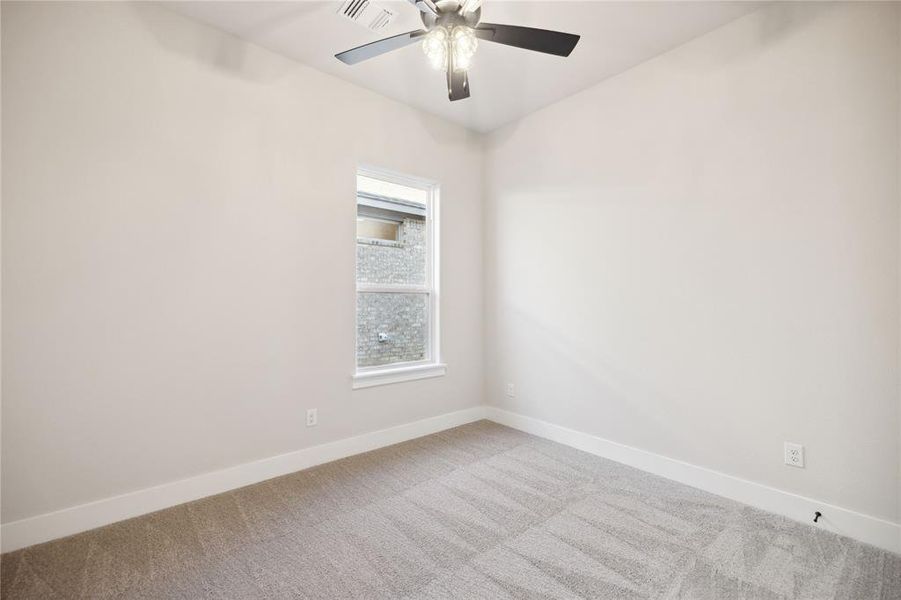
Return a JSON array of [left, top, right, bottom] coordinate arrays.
[[352, 167, 444, 388]]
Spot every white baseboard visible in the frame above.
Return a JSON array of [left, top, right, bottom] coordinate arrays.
[[485, 407, 900, 555], [5, 404, 898, 556], [0, 405, 489, 553]]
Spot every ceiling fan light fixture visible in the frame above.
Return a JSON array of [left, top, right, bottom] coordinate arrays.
[[336, 0, 580, 101], [422, 26, 448, 70], [423, 25, 477, 72], [451, 26, 477, 71]]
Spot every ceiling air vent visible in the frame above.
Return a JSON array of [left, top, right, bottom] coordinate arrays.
[[337, 0, 396, 32]]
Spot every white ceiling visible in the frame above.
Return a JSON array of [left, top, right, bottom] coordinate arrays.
[[168, 1, 762, 132]]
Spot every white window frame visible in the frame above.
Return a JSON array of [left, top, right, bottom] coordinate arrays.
[[352, 165, 445, 389]]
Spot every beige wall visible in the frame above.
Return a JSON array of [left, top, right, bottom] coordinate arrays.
[[484, 2, 901, 522], [1, 1, 483, 523]]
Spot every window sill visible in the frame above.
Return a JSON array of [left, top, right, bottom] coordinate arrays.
[[352, 363, 447, 389]]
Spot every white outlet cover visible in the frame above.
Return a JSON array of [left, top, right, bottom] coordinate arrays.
[[505, 383, 515, 397], [306, 408, 318, 427], [784, 442, 804, 468]]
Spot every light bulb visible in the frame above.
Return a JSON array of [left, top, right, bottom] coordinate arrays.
[[451, 26, 477, 72], [422, 27, 448, 71], [422, 26, 478, 72]]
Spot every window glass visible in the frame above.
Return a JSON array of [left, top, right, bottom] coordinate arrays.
[[357, 217, 399, 242], [356, 292, 428, 367], [355, 210, 425, 286]]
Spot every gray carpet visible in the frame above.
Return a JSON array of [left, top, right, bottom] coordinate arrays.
[[1, 420, 899, 599]]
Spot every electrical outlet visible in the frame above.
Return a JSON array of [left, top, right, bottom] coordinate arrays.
[[306, 408, 318, 427], [784, 442, 804, 468], [505, 383, 515, 398]]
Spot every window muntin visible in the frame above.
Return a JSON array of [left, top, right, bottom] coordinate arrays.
[[354, 168, 440, 382]]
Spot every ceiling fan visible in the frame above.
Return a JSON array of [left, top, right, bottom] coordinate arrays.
[[335, 0, 580, 101]]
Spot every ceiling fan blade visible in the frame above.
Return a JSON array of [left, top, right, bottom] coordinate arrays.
[[475, 23, 580, 57], [447, 69, 470, 101], [335, 30, 426, 65]]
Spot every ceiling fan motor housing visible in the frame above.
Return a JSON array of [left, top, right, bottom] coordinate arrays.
[[420, 0, 481, 30]]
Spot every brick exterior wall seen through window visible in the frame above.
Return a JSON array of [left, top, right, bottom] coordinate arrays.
[[356, 215, 428, 367]]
